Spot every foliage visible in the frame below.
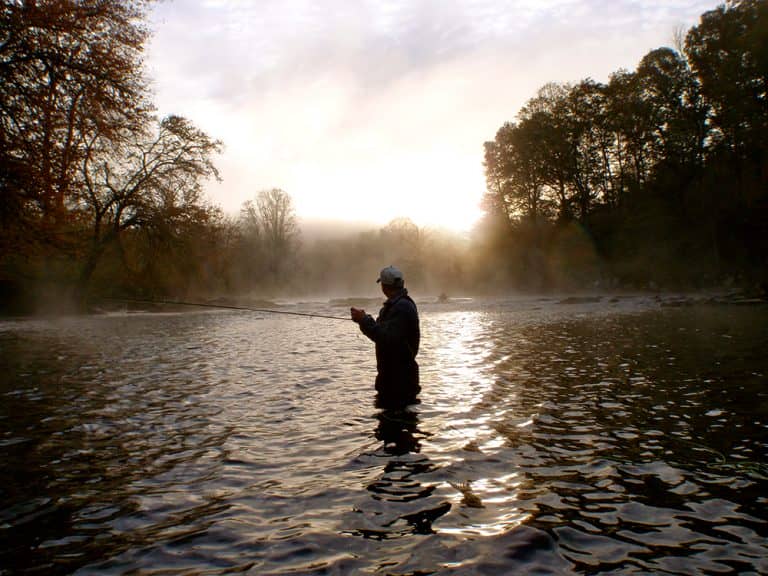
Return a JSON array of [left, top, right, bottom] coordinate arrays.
[[0, 0, 152, 230], [236, 188, 299, 291], [686, 0, 768, 155], [77, 115, 222, 297], [480, 0, 768, 289], [0, 1, 225, 310]]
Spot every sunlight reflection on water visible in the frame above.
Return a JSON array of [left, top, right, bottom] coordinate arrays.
[[420, 310, 535, 537], [1, 298, 767, 574]]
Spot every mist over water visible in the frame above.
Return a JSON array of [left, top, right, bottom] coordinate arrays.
[[1, 297, 766, 574]]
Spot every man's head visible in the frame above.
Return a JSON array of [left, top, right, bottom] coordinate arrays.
[[377, 265, 404, 297]]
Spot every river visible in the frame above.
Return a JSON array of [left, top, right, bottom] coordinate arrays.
[[1, 296, 766, 575]]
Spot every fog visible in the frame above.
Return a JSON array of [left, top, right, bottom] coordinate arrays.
[[1, 1, 766, 316], [297, 221, 471, 299], [195, 207, 614, 307]]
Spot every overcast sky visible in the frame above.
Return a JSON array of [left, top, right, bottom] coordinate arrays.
[[146, 0, 715, 231]]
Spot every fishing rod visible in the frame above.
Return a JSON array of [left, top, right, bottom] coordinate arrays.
[[100, 297, 350, 321]]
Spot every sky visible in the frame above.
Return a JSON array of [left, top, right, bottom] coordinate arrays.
[[146, 0, 715, 232]]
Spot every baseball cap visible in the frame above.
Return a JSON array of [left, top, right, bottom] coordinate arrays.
[[376, 265, 404, 286]]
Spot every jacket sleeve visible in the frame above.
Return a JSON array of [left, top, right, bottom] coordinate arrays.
[[358, 303, 410, 350]]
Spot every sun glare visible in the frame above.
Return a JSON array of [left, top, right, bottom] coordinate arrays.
[[287, 154, 486, 233]]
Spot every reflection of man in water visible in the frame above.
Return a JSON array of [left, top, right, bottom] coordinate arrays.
[[351, 265, 420, 407], [348, 407, 450, 538], [375, 408, 422, 455]]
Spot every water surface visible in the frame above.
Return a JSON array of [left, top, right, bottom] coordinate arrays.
[[1, 297, 766, 574]]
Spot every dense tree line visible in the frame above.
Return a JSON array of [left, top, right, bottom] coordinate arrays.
[[482, 0, 767, 289]]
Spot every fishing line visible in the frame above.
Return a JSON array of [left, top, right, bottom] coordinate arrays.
[[100, 297, 350, 321]]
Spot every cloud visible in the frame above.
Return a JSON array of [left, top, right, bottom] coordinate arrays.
[[146, 0, 717, 229], [149, 0, 714, 92]]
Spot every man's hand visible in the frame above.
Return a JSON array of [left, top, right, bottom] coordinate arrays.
[[350, 307, 366, 323]]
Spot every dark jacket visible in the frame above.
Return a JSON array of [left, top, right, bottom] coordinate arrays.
[[358, 289, 420, 403]]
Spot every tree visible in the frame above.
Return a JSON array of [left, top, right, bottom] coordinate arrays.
[[685, 0, 768, 276], [604, 70, 651, 197], [478, 1, 768, 290], [685, 0, 768, 155], [0, 0, 153, 227], [517, 83, 575, 221], [0, 0, 157, 307], [377, 217, 425, 287], [635, 47, 708, 170], [483, 135, 514, 226], [240, 188, 298, 286], [380, 217, 421, 259], [564, 79, 609, 219], [77, 115, 222, 298], [484, 121, 551, 224]]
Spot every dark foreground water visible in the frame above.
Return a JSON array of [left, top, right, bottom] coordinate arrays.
[[1, 296, 767, 575]]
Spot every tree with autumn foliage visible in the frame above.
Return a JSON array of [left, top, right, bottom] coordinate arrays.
[[0, 0, 152, 231], [76, 115, 222, 298], [0, 1, 224, 310]]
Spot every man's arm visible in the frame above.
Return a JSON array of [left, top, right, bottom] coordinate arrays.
[[354, 303, 409, 348], [351, 306, 379, 343]]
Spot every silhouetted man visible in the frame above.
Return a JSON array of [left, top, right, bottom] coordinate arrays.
[[351, 266, 420, 407]]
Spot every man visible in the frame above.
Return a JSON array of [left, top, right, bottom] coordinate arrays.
[[351, 265, 420, 406]]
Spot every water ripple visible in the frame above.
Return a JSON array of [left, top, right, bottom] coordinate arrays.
[[0, 301, 766, 574]]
